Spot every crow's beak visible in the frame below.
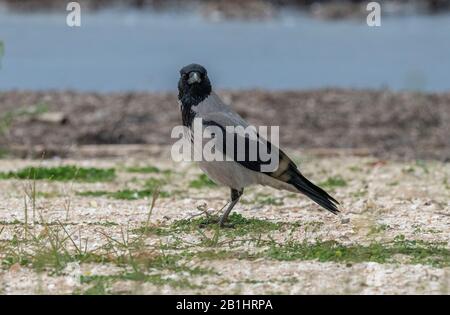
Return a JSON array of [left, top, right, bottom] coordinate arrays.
[[187, 72, 202, 84]]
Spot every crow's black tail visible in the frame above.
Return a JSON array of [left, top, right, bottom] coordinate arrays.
[[288, 172, 340, 214]]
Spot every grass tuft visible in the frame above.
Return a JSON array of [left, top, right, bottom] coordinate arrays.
[[110, 189, 170, 200], [0, 166, 115, 182], [242, 193, 284, 206], [78, 189, 170, 200], [319, 176, 347, 189], [77, 177, 170, 200], [125, 166, 163, 174]]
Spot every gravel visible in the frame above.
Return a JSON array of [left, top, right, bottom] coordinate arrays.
[[0, 148, 448, 294]]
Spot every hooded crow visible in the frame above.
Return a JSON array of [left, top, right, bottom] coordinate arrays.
[[177, 63, 340, 227]]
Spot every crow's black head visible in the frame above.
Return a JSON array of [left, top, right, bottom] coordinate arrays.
[[178, 63, 212, 107]]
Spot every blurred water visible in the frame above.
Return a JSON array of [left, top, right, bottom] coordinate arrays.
[[0, 9, 449, 92]]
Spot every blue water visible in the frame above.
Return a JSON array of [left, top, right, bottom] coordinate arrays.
[[0, 9, 449, 92]]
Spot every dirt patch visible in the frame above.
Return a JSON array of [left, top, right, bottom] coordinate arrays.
[[0, 89, 449, 160]]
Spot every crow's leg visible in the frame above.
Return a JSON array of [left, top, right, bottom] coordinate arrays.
[[219, 188, 243, 227]]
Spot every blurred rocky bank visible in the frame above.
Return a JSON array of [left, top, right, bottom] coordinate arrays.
[[0, 89, 449, 161], [1, 0, 449, 20]]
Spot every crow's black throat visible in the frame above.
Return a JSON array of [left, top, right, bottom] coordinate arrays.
[[178, 66, 212, 127]]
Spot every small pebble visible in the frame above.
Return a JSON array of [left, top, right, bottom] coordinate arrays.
[[9, 263, 21, 273]]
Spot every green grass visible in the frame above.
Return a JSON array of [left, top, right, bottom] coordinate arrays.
[[0, 166, 115, 182], [86, 221, 119, 227], [188, 174, 217, 189], [369, 224, 390, 235], [77, 191, 109, 197], [0, 209, 210, 278], [443, 178, 450, 190], [2, 205, 448, 295], [242, 193, 284, 206], [3, 231, 208, 291], [192, 249, 255, 260], [77, 177, 170, 200], [257, 196, 284, 206], [137, 212, 283, 238], [35, 191, 60, 198], [82, 279, 108, 295], [402, 166, 416, 174], [78, 250, 213, 293], [0, 219, 23, 226], [415, 160, 429, 174], [319, 176, 348, 189], [125, 166, 171, 174], [266, 238, 450, 267], [351, 190, 367, 198], [144, 178, 166, 189], [110, 189, 170, 200], [80, 271, 202, 293], [302, 221, 324, 232], [1, 237, 107, 273], [78, 189, 170, 200], [135, 217, 450, 267]]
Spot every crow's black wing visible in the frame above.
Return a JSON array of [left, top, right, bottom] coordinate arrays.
[[200, 114, 340, 214]]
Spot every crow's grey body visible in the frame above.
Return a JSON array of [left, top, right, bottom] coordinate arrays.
[[177, 64, 340, 226], [191, 92, 298, 193]]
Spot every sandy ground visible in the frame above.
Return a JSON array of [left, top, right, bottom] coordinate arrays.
[[0, 146, 448, 294]]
